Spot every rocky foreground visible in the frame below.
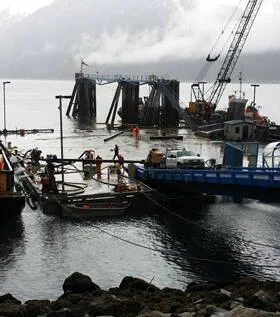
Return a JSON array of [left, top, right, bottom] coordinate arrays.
[[1, 272, 280, 317]]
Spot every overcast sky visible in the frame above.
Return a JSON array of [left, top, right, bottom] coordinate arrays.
[[0, 0, 54, 14], [0, 0, 279, 80], [79, 0, 280, 68], [1, 0, 279, 57], [0, 0, 248, 14]]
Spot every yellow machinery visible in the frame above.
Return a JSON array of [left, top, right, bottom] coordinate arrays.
[[146, 148, 164, 168]]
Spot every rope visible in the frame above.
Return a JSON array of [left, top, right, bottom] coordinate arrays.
[[210, 0, 243, 56], [3, 173, 279, 270], [121, 173, 280, 254], [58, 169, 280, 269], [15, 157, 280, 269], [56, 200, 280, 268], [218, 7, 243, 57], [195, 62, 212, 83], [195, 0, 243, 82]]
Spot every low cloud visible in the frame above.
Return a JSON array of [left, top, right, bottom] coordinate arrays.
[[75, 0, 280, 69], [0, 0, 279, 80]]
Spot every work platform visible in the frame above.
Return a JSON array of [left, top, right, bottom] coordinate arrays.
[[81, 73, 170, 84], [134, 165, 280, 202]]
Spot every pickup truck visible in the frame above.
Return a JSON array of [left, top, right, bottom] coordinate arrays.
[[165, 148, 205, 169]]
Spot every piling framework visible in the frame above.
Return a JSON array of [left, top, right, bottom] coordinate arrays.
[[66, 73, 192, 128], [66, 74, 97, 119]]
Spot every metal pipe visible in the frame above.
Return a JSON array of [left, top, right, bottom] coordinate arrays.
[[3, 81, 11, 131], [251, 84, 260, 106], [41, 158, 146, 164], [55, 95, 72, 192]]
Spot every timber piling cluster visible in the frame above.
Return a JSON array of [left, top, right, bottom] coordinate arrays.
[[66, 73, 188, 128]]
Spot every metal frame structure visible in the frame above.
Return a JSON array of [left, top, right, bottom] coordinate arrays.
[[191, 0, 263, 110]]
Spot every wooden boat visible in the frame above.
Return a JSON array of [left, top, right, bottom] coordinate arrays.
[[61, 200, 131, 219], [0, 144, 25, 218]]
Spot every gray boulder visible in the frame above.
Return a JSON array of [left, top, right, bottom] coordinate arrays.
[[62, 272, 100, 294], [119, 276, 159, 292]]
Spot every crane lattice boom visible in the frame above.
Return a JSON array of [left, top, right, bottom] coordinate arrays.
[[208, 0, 263, 109]]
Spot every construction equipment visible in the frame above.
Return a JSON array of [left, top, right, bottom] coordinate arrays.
[[189, 0, 263, 119]]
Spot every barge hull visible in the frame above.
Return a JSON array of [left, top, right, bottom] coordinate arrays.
[[0, 193, 25, 218]]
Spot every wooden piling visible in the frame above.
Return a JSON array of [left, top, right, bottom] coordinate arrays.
[[121, 82, 139, 125], [66, 74, 97, 120], [67, 73, 183, 128], [103, 131, 124, 142], [161, 80, 180, 127], [105, 83, 122, 126], [140, 82, 162, 127]]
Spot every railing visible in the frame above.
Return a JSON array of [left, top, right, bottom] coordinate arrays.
[[137, 166, 280, 188], [75, 73, 170, 83]]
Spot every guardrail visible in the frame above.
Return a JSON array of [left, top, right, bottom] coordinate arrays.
[[75, 73, 171, 83], [137, 167, 280, 188]]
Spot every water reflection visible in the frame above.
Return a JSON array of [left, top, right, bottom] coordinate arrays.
[[0, 216, 25, 271], [152, 200, 268, 283], [73, 119, 97, 131]]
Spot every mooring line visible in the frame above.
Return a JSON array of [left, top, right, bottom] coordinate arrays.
[[138, 182, 280, 252]]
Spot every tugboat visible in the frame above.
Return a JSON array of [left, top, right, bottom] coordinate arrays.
[[0, 142, 25, 218]]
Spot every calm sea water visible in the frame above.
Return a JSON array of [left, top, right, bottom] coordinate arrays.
[[1, 79, 280, 301]]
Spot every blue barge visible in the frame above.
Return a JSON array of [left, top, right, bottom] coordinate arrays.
[[134, 166, 280, 202], [130, 141, 280, 202]]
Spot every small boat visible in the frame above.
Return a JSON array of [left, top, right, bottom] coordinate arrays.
[[0, 143, 25, 218], [61, 200, 131, 219]]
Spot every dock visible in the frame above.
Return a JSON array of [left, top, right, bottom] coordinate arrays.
[[66, 73, 195, 129], [12, 153, 157, 216], [0, 128, 54, 136], [133, 165, 280, 202]]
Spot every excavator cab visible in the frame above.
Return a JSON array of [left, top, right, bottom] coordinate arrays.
[[188, 100, 214, 119], [188, 83, 214, 119]]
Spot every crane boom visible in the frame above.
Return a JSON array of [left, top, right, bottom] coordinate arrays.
[[208, 0, 263, 109], [189, 0, 263, 119]]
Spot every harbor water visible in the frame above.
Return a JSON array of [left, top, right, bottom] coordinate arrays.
[[1, 79, 280, 301]]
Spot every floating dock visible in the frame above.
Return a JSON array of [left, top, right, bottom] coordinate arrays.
[[133, 165, 280, 202]]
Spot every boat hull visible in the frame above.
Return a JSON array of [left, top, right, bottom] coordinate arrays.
[[61, 201, 130, 219], [0, 192, 25, 218]]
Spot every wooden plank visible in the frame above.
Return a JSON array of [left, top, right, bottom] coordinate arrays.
[[104, 130, 124, 142], [150, 135, 183, 140]]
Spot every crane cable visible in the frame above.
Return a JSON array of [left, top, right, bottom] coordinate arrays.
[[218, 0, 246, 57], [195, 0, 243, 82], [4, 171, 280, 269], [210, 0, 243, 57], [49, 174, 280, 269]]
